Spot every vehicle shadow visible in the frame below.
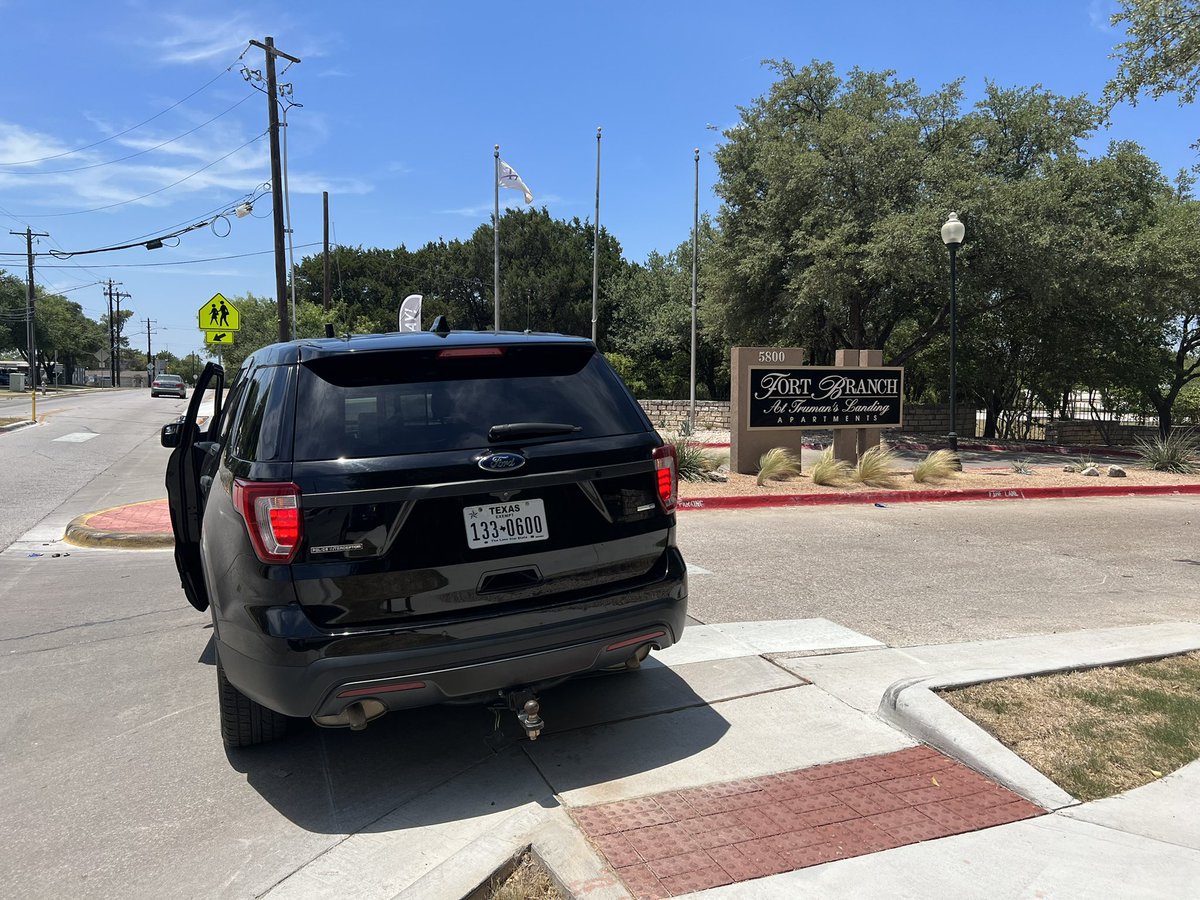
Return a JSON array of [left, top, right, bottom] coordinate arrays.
[[224, 662, 729, 835]]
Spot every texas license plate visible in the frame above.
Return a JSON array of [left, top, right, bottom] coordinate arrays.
[[463, 499, 548, 549]]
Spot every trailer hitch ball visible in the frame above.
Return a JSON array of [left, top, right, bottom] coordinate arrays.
[[518, 698, 544, 740]]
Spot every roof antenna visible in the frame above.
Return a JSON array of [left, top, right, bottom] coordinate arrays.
[[430, 315, 451, 336]]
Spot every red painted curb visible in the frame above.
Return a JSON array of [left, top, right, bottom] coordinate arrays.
[[678, 483, 1200, 511]]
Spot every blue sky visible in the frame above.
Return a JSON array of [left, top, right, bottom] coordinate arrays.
[[1, 0, 1195, 360]]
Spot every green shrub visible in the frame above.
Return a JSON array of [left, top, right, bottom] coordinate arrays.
[[672, 437, 714, 482], [1010, 458, 1035, 476], [1063, 455, 1098, 474], [912, 449, 960, 483], [756, 447, 801, 486], [852, 445, 900, 487], [810, 448, 851, 485], [1135, 430, 1200, 474]]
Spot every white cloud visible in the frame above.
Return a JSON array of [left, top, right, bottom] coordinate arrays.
[[145, 13, 259, 65], [1088, 0, 1119, 32]]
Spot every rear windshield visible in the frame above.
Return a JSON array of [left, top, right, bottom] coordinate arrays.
[[293, 344, 646, 460], [157, 375, 182, 382]]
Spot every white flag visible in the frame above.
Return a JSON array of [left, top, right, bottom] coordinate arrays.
[[498, 160, 534, 204], [398, 294, 422, 332]]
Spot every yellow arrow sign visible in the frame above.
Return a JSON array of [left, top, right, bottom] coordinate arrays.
[[204, 331, 233, 345], [198, 293, 240, 331]]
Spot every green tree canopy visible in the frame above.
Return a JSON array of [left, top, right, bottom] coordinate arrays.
[[1107, 0, 1200, 112]]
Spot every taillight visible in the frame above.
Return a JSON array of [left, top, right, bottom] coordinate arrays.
[[652, 444, 677, 514], [233, 480, 303, 563]]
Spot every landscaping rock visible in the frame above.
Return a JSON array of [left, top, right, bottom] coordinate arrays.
[[1081, 465, 1100, 476], [1108, 465, 1127, 478]]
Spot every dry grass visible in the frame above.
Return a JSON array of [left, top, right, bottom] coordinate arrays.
[[756, 447, 802, 485], [0, 417, 25, 428], [940, 652, 1200, 801], [911, 449, 960, 484], [850, 445, 900, 487], [810, 448, 852, 486], [485, 851, 563, 900]]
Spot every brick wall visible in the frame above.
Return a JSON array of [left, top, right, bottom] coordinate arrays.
[[638, 400, 730, 431], [1044, 420, 1158, 447], [901, 404, 977, 436]]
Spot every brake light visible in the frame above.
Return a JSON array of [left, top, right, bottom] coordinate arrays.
[[652, 444, 677, 514], [437, 347, 504, 358], [233, 480, 303, 563]]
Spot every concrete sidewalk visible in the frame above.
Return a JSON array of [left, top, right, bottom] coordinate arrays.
[[250, 619, 1200, 899]]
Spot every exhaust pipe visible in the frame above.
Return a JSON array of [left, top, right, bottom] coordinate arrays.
[[312, 698, 387, 730]]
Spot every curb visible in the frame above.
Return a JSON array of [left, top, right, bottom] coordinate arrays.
[[0, 419, 36, 433], [63, 500, 174, 550], [876, 627, 1200, 812], [678, 483, 1200, 511]]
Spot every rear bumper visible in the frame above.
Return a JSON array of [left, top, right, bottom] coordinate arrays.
[[216, 548, 687, 718]]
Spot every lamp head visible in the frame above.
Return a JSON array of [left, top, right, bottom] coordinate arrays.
[[941, 212, 965, 247]]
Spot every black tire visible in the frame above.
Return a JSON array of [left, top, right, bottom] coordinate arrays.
[[217, 659, 289, 748]]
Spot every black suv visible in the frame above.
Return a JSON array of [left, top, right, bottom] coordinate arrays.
[[164, 327, 686, 747]]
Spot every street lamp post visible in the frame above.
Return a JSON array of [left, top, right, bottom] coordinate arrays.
[[940, 212, 965, 460]]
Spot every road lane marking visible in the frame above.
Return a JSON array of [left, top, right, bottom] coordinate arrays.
[[53, 432, 99, 443]]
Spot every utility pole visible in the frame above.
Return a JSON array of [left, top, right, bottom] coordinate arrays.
[[104, 281, 131, 387], [145, 318, 158, 378], [10, 227, 48, 417], [322, 190, 331, 311], [105, 281, 115, 387], [249, 37, 301, 344]]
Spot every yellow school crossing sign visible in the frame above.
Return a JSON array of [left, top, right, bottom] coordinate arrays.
[[198, 293, 240, 332]]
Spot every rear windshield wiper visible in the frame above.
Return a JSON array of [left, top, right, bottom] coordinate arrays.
[[488, 422, 582, 442]]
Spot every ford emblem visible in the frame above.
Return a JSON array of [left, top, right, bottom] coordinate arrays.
[[478, 451, 526, 473]]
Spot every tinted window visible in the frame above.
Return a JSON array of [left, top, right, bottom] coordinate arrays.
[[294, 345, 645, 461], [231, 365, 291, 462]]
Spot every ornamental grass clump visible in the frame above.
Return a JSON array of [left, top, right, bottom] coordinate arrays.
[[672, 436, 717, 482], [810, 448, 852, 486], [851, 445, 900, 487], [1135, 430, 1200, 474], [756, 447, 801, 486], [912, 449, 960, 484]]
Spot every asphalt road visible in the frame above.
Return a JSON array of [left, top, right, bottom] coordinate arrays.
[[0, 391, 1196, 897], [678, 498, 1199, 646], [0, 388, 189, 549]]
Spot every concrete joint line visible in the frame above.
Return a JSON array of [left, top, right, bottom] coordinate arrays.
[[878, 638, 1200, 812], [396, 805, 630, 900]]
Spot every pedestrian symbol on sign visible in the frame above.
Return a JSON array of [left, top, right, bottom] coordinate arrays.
[[197, 293, 240, 332]]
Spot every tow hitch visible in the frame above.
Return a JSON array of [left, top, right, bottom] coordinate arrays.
[[489, 688, 545, 742]]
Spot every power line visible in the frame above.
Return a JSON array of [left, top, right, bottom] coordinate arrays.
[[0, 47, 251, 166], [32, 242, 322, 268], [7, 130, 268, 218], [0, 93, 258, 176]]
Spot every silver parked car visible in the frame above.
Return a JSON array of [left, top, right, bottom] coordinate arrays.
[[151, 374, 187, 398]]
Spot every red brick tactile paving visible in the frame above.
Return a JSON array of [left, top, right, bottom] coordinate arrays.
[[83, 499, 171, 534], [570, 746, 1045, 897]]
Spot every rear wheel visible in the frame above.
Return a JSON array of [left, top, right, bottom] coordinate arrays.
[[217, 659, 289, 748]]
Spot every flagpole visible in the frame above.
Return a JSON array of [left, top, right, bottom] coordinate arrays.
[[689, 147, 699, 435], [591, 126, 601, 344], [494, 144, 501, 332]]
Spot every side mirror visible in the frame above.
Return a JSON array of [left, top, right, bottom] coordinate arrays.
[[161, 422, 182, 448]]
